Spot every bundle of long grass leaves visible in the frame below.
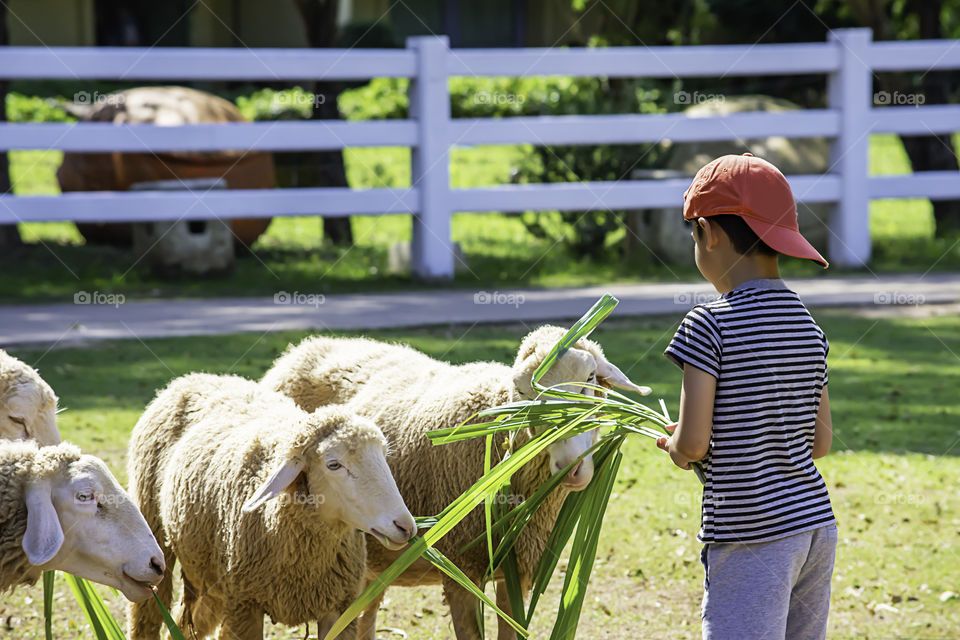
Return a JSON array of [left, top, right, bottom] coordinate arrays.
[[325, 293, 703, 639], [42, 571, 185, 640]]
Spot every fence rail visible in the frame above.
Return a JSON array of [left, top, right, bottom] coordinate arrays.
[[1, 28, 958, 278]]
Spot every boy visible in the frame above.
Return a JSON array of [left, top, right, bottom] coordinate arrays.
[[657, 153, 836, 640]]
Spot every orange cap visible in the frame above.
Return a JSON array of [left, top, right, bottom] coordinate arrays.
[[682, 153, 828, 268]]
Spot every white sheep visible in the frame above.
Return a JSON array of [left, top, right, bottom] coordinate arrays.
[[0, 439, 164, 600], [126, 373, 416, 640], [0, 349, 60, 445], [261, 325, 649, 640]]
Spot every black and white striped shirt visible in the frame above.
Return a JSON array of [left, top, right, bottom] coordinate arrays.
[[664, 278, 835, 544]]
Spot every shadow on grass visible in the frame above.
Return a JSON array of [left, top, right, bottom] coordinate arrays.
[[3, 228, 959, 303]]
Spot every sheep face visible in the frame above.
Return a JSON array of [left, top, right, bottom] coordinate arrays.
[[306, 437, 417, 550], [512, 326, 652, 492], [22, 454, 164, 602], [1, 374, 60, 445], [243, 414, 417, 551]]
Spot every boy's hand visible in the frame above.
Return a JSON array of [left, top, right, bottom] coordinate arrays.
[[657, 423, 693, 471], [655, 422, 676, 452]]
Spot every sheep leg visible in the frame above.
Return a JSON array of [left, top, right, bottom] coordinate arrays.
[[180, 578, 221, 640], [218, 604, 262, 640], [495, 581, 519, 640], [443, 577, 484, 640], [356, 589, 383, 640]]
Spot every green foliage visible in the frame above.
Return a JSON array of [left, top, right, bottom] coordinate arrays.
[[339, 75, 667, 257], [234, 87, 320, 121], [458, 77, 665, 257], [5, 93, 74, 123], [339, 77, 409, 121]]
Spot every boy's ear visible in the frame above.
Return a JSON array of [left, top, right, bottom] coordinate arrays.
[[698, 218, 722, 251]]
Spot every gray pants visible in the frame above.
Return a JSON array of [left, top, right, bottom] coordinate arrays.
[[701, 524, 837, 640]]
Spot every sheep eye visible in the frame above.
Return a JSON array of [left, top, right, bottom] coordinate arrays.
[[8, 416, 25, 426], [326, 461, 342, 471], [76, 491, 95, 503]]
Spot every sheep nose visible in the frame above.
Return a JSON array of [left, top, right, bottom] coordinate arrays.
[[567, 460, 584, 480], [393, 519, 415, 540], [149, 555, 165, 577]]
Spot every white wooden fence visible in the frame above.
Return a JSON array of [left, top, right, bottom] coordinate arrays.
[[1, 28, 959, 279]]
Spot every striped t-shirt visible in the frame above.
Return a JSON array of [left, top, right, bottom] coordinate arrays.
[[664, 278, 835, 544]]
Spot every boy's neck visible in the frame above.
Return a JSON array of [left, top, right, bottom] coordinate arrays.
[[712, 255, 781, 294]]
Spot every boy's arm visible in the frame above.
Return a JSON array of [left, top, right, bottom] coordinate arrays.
[[812, 385, 832, 459], [657, 364, 715, 470]]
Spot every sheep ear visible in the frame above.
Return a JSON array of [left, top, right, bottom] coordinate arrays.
[[242, 458, 304, 512], [22, 481, 64, 566], [597, 359, 652, 396], [512, 355, 538, 400]]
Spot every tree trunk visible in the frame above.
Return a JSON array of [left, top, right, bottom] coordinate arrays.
[[897, 0, 960, 237], [0, 2, 23, 250], [294, 0, 353, 246]]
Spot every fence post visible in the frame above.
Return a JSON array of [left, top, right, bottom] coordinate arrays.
[[827, 28, 873, 267], [408, 35, 454, 281]]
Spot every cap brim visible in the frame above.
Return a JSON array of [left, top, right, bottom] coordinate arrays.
[[742, 216, 829, 268]]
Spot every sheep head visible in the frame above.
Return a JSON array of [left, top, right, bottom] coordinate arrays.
[[511, 325, 651, 491], [0, 351, 61, 446], [20, 442, 164, 602], [242, 407, 416, 550]]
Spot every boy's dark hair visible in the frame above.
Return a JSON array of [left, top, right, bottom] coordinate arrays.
[[693, 214, 778, 257]]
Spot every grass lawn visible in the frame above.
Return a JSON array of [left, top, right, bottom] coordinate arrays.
[[3, 133, 959, 303], [2, 309, 958, 638]]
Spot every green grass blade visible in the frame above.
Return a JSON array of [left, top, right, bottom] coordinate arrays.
[[489, 485, 526, 628], [428, 403, 592, 445], [530, 294, 619, 397], [323, 536, 433, 640], [151, 587, 187, 640], [42, 570, 54, 640], [484, 433, 496, 575], [499, 545, 527, 628], [524, 488, 582, 624], [524, 436, 621, 623], [550, 447, 622, 640], [489, 436, 609, 569], [63, 574, 124, 640], [325, 421, 585, 640], [422, 546, 528, 637], [462, 449, 581, 555]]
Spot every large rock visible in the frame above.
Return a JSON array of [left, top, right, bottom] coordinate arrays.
[[641, 95, 831, 265]]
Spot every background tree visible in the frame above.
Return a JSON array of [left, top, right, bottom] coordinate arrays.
[[294, 0, 354, 246], [701, 0, 959, 237], [856, 0, 960, 237], [0, 2, 23, 250]]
